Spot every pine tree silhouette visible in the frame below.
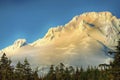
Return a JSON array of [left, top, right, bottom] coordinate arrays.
[[109, 39, 120, 80]]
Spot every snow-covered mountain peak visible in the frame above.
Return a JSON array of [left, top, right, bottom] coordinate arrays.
[[67, 12, 113, 24], [35, 12, 120, 47], [1, 12, 120, 68], [0, 39, 27, 56], [13, 39, 27, 48]]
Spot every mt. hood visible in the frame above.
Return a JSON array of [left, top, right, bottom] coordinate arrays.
[[0, 12, 120, 68]]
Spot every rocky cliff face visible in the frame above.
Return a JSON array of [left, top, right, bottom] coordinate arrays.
[[32, 12, 120, 48], [0, 12, 120, 68]]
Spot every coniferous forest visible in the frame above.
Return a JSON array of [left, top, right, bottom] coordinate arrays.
[[0, 40, 120, 80]]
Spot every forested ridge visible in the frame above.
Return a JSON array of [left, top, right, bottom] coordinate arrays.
[[0, 40, 120, 80]]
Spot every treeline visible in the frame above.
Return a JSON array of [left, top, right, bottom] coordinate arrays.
[[0, 53, 39, 80], [0, 53, 111, 80], [44, 63, 112, 80]]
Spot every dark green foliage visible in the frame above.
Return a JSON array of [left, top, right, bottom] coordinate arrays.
[[44, 63, 113, 80], [109, 39, 120, 80], [0, 53, 39, 80], [0, 53, 14, 80]]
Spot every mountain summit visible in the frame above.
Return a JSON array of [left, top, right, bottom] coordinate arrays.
[[32, 12, 120, 48], [0, 12, 120, 68]]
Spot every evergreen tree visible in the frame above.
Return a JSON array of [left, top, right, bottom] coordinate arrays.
[[109, 39, 120, 80], [47, 65, 56, 80], [33, 67, 39, 80], [55, 66, 60, 80], [15, 61, 24, 80], [64, 67, 70, 80], [0, 53, 14, 80], [23, 58, 33, 80], [75, 67, 80, 80]]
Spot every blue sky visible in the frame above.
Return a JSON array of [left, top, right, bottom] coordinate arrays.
[[0, 0, 120, 49]]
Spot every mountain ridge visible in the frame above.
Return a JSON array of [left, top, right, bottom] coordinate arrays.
[[0, 11, 120, 68], [31, 11, 120, 47]]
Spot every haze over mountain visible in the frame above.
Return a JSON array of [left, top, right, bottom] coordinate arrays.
[[0, 12, 120, 69]]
